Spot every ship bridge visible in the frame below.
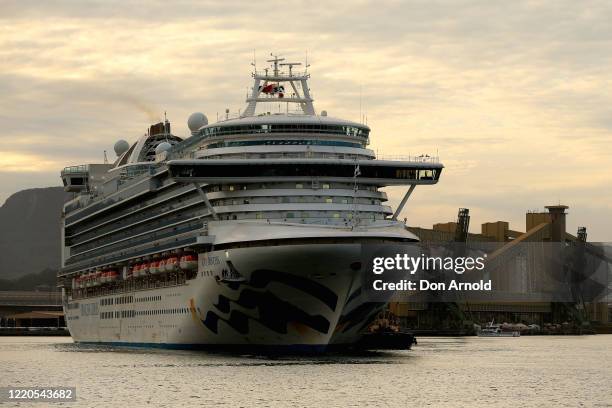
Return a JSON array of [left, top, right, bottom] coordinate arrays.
[[167, 158, 442, 186]]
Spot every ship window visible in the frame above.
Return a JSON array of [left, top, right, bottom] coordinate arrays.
[[256, 213, 263, 219], [229, 185, 235, 191], [296, 183, 303, 189], [333, 213, 340, 218], [342, 199, 348, 204], [325, 198, 333, 204], [322, 184, 330, 189], [286, 212, 294, 218]]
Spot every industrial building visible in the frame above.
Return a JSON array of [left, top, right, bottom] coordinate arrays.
[[389, 205, 612, 333]]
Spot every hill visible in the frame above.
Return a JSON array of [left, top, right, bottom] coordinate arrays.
[[0, 187, 70, 280]]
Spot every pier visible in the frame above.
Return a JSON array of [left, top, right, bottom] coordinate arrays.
[[0, 291, 67, 335]]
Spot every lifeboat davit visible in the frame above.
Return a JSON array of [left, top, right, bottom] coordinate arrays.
[[180, 253, 198, 270], [165, 255, 179, 272]]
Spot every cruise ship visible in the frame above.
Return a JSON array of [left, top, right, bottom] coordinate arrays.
[[58, 55, 443, 351]]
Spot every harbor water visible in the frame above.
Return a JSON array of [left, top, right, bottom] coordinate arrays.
[[1, 336, 610, 407]]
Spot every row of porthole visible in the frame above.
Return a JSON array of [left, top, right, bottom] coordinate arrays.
[[99, 308, 190, 320]]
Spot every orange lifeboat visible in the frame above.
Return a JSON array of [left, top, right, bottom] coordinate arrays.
[[149, 259, 159, 274], [157, 258, 167, 274], [165, 255, 179, 272], [140, 261, 150, 275], [106, 270, 113, 283], [180, 253, 198, 270], [132, 263, 141, 278]]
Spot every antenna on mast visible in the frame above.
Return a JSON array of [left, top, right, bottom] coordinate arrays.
[[267, 53, 285, 77]]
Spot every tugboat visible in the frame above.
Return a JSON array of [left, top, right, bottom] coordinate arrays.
[[356, 310, 416, 350]]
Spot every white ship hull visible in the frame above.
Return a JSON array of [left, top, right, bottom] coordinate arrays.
[[64, 243, 390, 351]]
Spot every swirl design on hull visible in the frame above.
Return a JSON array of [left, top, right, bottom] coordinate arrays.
[[193, 269, 339, 336]]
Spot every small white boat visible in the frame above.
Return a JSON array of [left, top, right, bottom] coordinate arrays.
[[478, 320, 520, 337]]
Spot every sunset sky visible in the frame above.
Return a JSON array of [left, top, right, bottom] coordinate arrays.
[[1, 1, 611, 240]]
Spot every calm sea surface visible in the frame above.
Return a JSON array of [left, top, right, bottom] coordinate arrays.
[[1, 336, 610, 407]]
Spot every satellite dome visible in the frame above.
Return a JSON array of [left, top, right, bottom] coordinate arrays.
[[321, 110, 328, 117], [155, 142, 172, 155], [114, 139, 130, 156], [188, 112, 208, 132]]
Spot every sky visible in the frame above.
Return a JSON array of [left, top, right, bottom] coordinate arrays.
[[1, 0, 611, 240]]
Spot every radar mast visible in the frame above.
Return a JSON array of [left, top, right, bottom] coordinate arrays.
[[242, 53, 315, 117]]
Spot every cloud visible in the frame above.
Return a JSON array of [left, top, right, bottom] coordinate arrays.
[[0, 0, 611, 240]]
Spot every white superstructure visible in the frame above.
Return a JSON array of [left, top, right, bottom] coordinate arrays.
[[58, 55, 443, 351]]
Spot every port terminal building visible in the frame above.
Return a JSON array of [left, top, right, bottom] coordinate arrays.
[[0, 291, 66, 334]]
